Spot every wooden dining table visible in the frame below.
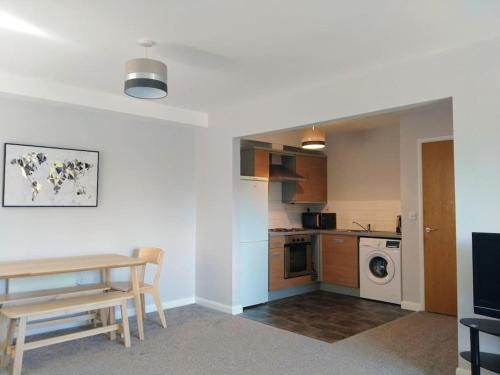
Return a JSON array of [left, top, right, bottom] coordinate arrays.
[[0, 254, 147, 340]]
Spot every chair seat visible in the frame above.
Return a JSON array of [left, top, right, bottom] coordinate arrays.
[[110, 282, 153, 292]]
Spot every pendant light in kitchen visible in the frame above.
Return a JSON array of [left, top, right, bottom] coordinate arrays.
[[124, 40, 168, 99], [301, 126, 326, 150]]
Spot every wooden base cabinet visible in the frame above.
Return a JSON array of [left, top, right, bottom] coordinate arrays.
[[269, 237, 287, 291], [269, 236, 313, 291], [322, 235, 359, 288]]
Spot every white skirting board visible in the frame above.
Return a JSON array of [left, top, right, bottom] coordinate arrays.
[[401, 300, 424, 311], [195, 297, 243, 315], [142, 297, 196, 314]]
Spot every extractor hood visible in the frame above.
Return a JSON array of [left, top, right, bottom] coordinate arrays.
[[269, 164, 305, 181]]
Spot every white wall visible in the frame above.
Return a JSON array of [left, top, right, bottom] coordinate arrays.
[[327, 125, 401, 201], [196, 37, 500, 371], [399, 101, 454, 306], [0, 95, 197, 309], [326, 124, 401, 231]]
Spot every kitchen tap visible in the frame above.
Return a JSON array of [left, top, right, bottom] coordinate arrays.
[[352, 221, 371, 232]]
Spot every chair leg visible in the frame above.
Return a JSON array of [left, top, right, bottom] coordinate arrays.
[[109, 306, 116, 341], [140, 294, 146, 320], [12, 317, 27, 375], [152, 289, 167, 328], [120, 302, 131, 348], [0, 318, 14, 368]]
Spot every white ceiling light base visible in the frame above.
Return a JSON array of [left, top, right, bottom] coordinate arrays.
[[302, 126, 326, 149], [124, 40, 168, 99]]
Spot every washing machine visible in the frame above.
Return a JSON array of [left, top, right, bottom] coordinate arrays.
[[359, 237, 402, 305]]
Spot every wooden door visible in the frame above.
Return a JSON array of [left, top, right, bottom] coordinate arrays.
[[322, 235, 358, 288], [422, 140, 457, 316]]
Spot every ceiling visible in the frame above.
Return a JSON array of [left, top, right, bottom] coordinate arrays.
[[247, 110, 400, 146], [1, 1, 500, 113], [246, 98, 452, 145], [321, 113, 400, 136]]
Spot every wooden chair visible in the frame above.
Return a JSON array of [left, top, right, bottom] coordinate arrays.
[[110, 248, 166, 328]]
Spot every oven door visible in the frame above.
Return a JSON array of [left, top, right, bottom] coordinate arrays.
[[284, 242, 312, 279]]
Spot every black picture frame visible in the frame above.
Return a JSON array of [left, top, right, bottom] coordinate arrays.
[[2, 143, 99, 207]]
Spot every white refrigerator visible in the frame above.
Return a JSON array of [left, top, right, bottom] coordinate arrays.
[[238, 176, 269, 308]]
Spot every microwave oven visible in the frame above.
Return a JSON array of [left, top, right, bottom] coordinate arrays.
[[302, 212, 336, 229]]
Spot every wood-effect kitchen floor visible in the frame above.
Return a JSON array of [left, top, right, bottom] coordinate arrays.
[[241, 291, 412, 343]]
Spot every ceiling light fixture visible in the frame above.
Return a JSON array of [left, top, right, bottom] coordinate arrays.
[[301, 126, 326, 150], [124, 39, 167, 99]]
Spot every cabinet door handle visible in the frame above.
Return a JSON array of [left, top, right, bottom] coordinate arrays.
[[271, 252, 281, 257], [334, 239, 344, 244]]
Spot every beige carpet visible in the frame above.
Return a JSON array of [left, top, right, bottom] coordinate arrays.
[[0, 305, 457, 375]]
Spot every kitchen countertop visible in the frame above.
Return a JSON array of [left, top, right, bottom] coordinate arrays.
[[269, 229, 402, 239]]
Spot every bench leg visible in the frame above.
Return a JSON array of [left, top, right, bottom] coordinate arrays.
[[0, 318, 14, 368], [120, 302, 131, 348], [109, 307, 116, 341], [12, 317, 27, 375], [99, 309, 109, 327]]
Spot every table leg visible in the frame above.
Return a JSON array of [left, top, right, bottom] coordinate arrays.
[[470, 326, 481, 375], [130, 265, 144, 340]]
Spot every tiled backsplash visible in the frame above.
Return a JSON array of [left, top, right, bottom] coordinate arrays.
[[268, 182, 400, 231], [324, 200, 401, 232], [268, 182, 324, 228]]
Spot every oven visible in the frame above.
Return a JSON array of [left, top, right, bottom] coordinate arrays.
[[284, 234, 313, 279]]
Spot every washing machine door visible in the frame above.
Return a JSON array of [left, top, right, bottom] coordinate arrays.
[[365, 251, 395, 285]]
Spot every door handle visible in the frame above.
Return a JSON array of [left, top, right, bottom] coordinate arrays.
[[425, 227, 437, 233]]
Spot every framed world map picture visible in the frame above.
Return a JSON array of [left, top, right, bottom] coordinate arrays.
[[2, 143, 99, 207]]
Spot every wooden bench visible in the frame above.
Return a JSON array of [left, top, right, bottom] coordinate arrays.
[[0, 283, 111, 305], [0, 291, 132, 375]]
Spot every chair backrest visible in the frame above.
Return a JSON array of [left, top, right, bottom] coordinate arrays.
[[137, 247, 165, 287]]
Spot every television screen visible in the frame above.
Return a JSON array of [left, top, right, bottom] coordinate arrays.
[[472, 232, 500, 319]]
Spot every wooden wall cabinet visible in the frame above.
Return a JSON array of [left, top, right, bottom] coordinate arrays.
[[241, 149, 270, 177], [282, 155, 327, 203], [322, 235, 359, 288]]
